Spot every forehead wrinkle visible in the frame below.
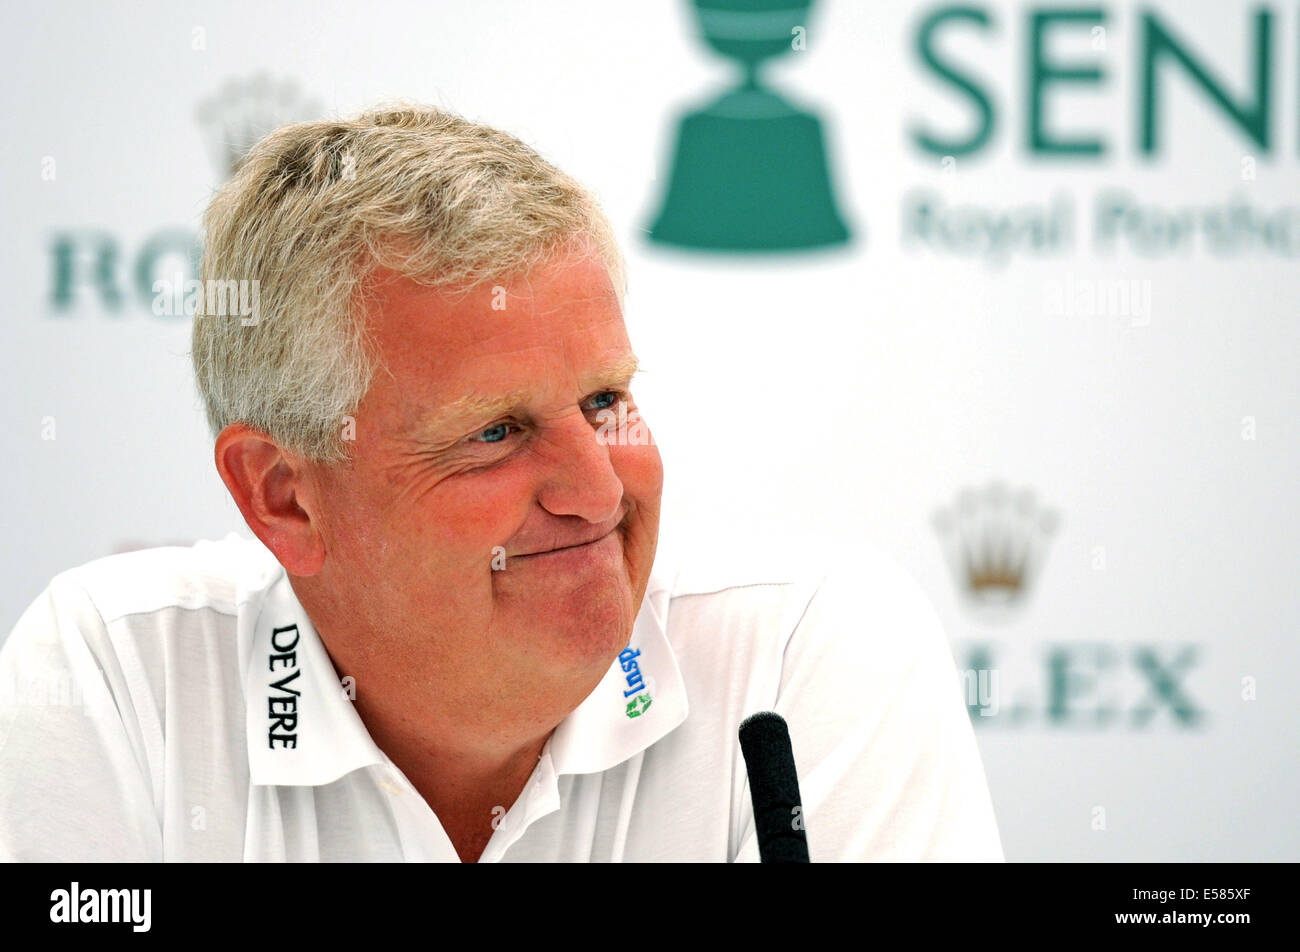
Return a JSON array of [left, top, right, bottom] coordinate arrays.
[[412, 352, 641, 437], [530, 288, 618, 318]]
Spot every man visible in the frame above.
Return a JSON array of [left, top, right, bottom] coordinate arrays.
[[0, 105, 1003, 862]]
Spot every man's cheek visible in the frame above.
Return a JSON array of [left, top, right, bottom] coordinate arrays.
[[415, 495, 518, 571], [617, 444, 664, 496]]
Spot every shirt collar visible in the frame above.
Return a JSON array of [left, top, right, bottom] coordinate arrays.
[[244, 571, 387, 786], [244, 562, 688, 787], [547, 571, 688, 774]]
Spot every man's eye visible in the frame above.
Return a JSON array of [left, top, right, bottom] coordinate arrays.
[[474, 422, 518, 444], [589, 391, 622, 411]]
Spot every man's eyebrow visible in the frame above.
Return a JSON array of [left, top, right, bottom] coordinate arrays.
[[419, 353, 641, 435]]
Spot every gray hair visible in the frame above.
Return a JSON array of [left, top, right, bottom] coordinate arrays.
[[191, 103, 626, 463]]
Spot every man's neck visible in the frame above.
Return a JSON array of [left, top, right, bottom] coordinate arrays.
[[310, 630, 588, 861], [355, 695, 551, 862], [290, 577, 612, 861]]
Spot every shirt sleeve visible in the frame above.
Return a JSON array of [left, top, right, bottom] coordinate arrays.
[[735, 549, 1005, 862], [0, 577, 161, 861]]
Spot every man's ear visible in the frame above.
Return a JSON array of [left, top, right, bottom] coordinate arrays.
[[214, 423, 326, 576]]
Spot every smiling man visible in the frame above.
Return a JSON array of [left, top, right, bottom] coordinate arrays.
[[0, 105, 1003, 862], [225, 248, 662, 862]]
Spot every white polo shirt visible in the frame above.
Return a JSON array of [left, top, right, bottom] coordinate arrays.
[[0, 533, 1003, 862]]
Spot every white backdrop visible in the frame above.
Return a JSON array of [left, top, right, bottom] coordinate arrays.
[[2, 0, 1296, 860]]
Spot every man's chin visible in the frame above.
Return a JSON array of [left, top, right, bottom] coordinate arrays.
[[519, 586, 636, 672]]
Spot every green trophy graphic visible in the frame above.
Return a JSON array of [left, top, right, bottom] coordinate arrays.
[[646, 0, 852, 251]]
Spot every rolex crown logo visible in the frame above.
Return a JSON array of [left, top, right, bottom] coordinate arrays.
[[196, 73, 323, 179], [932, 481, 1061, 607]]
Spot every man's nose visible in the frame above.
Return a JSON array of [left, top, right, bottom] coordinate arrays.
[[534, 408, 624, 522]]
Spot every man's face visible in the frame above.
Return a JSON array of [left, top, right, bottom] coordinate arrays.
[[299, 248, 663, 706]]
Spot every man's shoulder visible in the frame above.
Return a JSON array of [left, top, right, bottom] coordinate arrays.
[[652, 542, 819, 602], [46, 532, 283, 627], [646, 537, 950, 694], [651, 538, 932, 626]]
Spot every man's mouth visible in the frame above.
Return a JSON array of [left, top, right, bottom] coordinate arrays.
[[513, 529, 619, 561]]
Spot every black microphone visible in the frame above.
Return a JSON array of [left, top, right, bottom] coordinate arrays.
[[738, 711, 810, 863]]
